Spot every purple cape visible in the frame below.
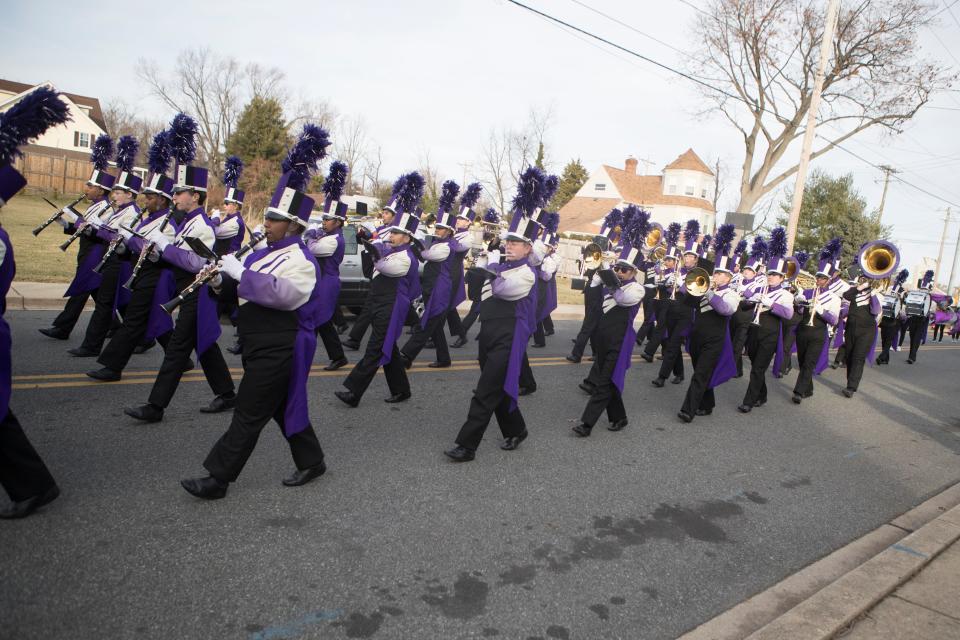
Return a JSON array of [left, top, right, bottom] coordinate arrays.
[[0, 228, 15, 421], [503, 263, 537, 411], [611, 299, 641, 394], [64, 243, 105, 297], [708, 321, 738, 389], [537, 275, 558, 323], [315, 231, 344, 327], [380, 246, 420, 366], [421, 239, 453, 327]]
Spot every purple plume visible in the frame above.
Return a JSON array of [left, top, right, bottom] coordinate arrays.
[[397, 171, 425, 214], [622, 208, 651, 249], [713, 223, 736, 256], [147, 131, 172, 175], [90, 134, 113, 171], [795, 250, 809, 268], [115, 136, 138, 173], [544, 211, 561, 235], [222, 155, 243, 188], [0, 86, 71, 167], [768, 226, 788, 258], [390, 174, 407, 199], [701, 234, 712, 252], [483, 208, 500, 224], [541, 174, 559, 207], [665, 222, 682, 247], [683, 219, 700, 244], [322, 160, 348, 202], [820, 238, 842, 262], [512, 166, 546, 216], [439, 180, 460, 213], [734, 239, 748, 255], [922, 269, 934, 285], [460, 182, 483, 209], [282, 123, 331, 192], [600, 208, 622, 235], [168, 113, 198, 165], [750, 235, 768, 261], [894, 268, 909, 289]]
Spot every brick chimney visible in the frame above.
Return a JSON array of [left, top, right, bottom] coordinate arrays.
[[625, 156, 638, 175]]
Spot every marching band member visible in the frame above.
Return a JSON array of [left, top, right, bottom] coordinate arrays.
[[572, 213, 647, 437], [336, 173, 424, 407], [651, 219, 703, 388], [839, 246, 886, 398], [87, 132, 179, 382], [447, 183, 483, 348], [731, 237, 764, 378], [906, 270, 934, 363], [306, 161, 350, 371], [569, 208, 623, 363], [444, 171, 544, 462], [38, 135, 115, 342], [791, 241, 843, 403], [182, 165, 328, 500], [640, 221, 682, 364], [633, 235, 661, 350], [211, 156, 247, 355], [460, 209, 501, 342], [877, 268, 909, 365], [401, 180, 460, 369], [738, 227, 793, 413], [70, 136, 142, 357], [531, 212, 560, 348], [678, 224, 740, 422], [777, 250, 808, 377], [123, 114, 236, 422], [0, 87, 69, 518]]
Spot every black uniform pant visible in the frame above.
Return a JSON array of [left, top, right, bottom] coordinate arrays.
[[580, 330, 627, 427], [79, 260, 122, 352], [793, 323, 827, 397], [843, 315, 876, 392], [730, 310, 752, 377], [899, 320, 909, 347], [520, 353, 536, 390], [317, 320, 345, 362], [460, 300, 481, 337], [680, 316, 727, 415], [98, 276, 168, 372], [343, 305, 410, 399], [455, 319, 527, 450], [907, 315, 926, 361], [0, 410, 57, 502], [203, 332, 324, 482], [643, 301, 670, 359], [347, 301, 373, 344], [445, 307, 465, 340], [52, 291, 92, 335], [779, 316, 801, 373], [571, 295, 601, 360], [877, 317, 898, 364], [147, 292, 234, 408], [402, 311, 450, 365], [657, 303, 692, 380], [933, 323, 946, 341], [635, 294, 658, 346], [742, 315, 781, 407]]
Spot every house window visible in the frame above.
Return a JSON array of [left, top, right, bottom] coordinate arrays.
[[701, 188, 708, 199], [77, 132, 90, 148], [684, 184, 695, 196], [595, 183, 606, 191], [668, 184, 677, 194]]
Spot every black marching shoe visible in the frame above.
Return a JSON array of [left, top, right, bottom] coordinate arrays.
[[451, 336, 468, 348], [640, 353, 654, 363], [0, 484, 60, 519], [133, 340, 156, 354], [399, 353, 413, 370], [531, 342, 546, 348], [334, 390, 360, 407], [500, 430, 528, 451], [651, 377, 665, 388], [578, 382, 595, 395], [544, 329, 554, 337], [829, 361, 840, 370], [518, 386, 536, 396], [671, 374, 684, 385], [180, 476, 228, 500], [906, 358, 915, 364], [323, 357, 348, 371], [792, 393, 802, 404], [182, 359, 195, 374], [200, 393, 236, 414], [87, 367, 121, 382], [753, 399, 766, 408], [282, 461, 327, 487], [124, 403, 164, 423], [444, 445, 476, 462], [608, 418, 628, 431], [572, 423, 592, 437], [695, 408, 712, 417], [842, 387, 855, 398], [342, 339, 360, 351], [68, 346, 99, 357], [336, 324, 349, 335], [384, 391, 411, 403], [566, 355, 581, 363], [677, 410, 693, 423], [226, 342, 243, 355], [737, 404, 753, 413], [428, 361, 451, 368], [38, 327, 69, 340]]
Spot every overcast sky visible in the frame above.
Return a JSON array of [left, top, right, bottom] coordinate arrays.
[[4, 0, 960, 279]]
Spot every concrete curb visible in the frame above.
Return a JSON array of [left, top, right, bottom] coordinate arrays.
[[678, 482, 960, 640]]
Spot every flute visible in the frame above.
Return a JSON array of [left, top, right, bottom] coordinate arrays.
[[160, 232, 264, 314], [32, 194, 85, 236]]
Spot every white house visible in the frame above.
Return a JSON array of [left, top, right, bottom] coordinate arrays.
[[558, 149, 716, 235]]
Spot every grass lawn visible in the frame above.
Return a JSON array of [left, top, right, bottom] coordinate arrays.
[[3, 195, 84, 283], [556, 276, 585, 306]]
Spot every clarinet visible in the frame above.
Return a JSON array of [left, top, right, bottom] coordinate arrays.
[[160, 232, 264, 314], [123, 210, 173, 290], [59, 201, 114, 252], [93, 208, 144, 274], [32, 194, 85, 236]]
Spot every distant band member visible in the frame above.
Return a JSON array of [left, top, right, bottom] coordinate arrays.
[[791, 241, 843, 404]]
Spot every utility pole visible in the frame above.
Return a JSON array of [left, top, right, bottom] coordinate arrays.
[[875, 165, 899, 224], [638, 158, 655, 176], [785, 0, 841, 255], [934, 208, 951, 288], [947, 212, 960, 294]]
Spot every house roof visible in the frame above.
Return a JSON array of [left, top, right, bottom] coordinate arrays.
[[557, 197, 621, 233], [664, 148, 714, 175], [0, 79, 107, 131], [600, 167, 716, 212]]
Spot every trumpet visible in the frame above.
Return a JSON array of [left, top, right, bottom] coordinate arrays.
[[123, 211, 173, 290], [160, 232, 265, 314], [750, 276, 770, 325], [33, 194, 85, 236], [59, 202, 114, 252]]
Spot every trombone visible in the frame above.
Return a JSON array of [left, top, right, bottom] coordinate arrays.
[[684, 267, 711, 297]]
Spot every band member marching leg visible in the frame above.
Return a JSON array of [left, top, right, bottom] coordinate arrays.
[[572, 213, 648, 436], [0, 87, 69, 518], [876, 269, 908, 365], [335, 173, 424, 407], [182, 153, 329, 500], [531, 213, 560, 348], [461, 209, 501, 343], [731, 238, 761, 378], [776, 250, 808, 377], [678, 225, 740, 422], [641, 222, 682, 364], [791, 241, 843, 403], [738, 227, 794, 413], [905, 270, 935, 364], [210, 156, 247, 355], [446, 183, 482, 348]]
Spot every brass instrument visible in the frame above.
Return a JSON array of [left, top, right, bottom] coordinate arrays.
[[857, 240, 899, 291], [684, 267, 711, 297], [783, 256, 799, 282], [794, 270, 817, 291], [59, 201, 114, 251], [751, 276, 769, 325], [581, 242, 615, 271], [33, 195, 85, 236]]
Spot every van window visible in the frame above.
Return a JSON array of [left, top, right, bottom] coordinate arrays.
[[343, 225, 358, 255]]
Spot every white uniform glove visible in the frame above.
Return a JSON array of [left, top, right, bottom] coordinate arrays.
[[219, 253, 245, 281], [87, 216, 103, 229], [148, 228, 171, 251], [60, 209, 79, 225], [760, 294, 775, 307]]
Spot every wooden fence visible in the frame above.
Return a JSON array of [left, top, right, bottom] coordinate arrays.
[[14, 150, 95, 196]]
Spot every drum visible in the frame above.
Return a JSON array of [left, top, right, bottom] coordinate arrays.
[[881, 293, 901, 319], [904, 290, 931, 317]]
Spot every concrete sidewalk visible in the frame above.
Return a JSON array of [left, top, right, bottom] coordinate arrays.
[[681, 483, 960, 640], [5, 281, 589, 318]]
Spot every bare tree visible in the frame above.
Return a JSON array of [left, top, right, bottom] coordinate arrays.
[[101, 99, 165, 167], [285, 92, 338, 131], [362, 145, 384, 197], [245, 62, 286, 101], [711, 156, 726, 213], [688, 0, 954, 215], [479, 127, 512, 215], [525, 104, 557, 169], [334, 114, 368, 195]]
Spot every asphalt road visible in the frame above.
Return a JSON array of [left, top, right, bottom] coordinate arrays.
[[1, 310, 958, 640]]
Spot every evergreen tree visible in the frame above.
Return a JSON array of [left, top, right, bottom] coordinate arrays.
[[549, 159, 589, 211], [226, 96, 289, 164], [534, 142, 545, 170]]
